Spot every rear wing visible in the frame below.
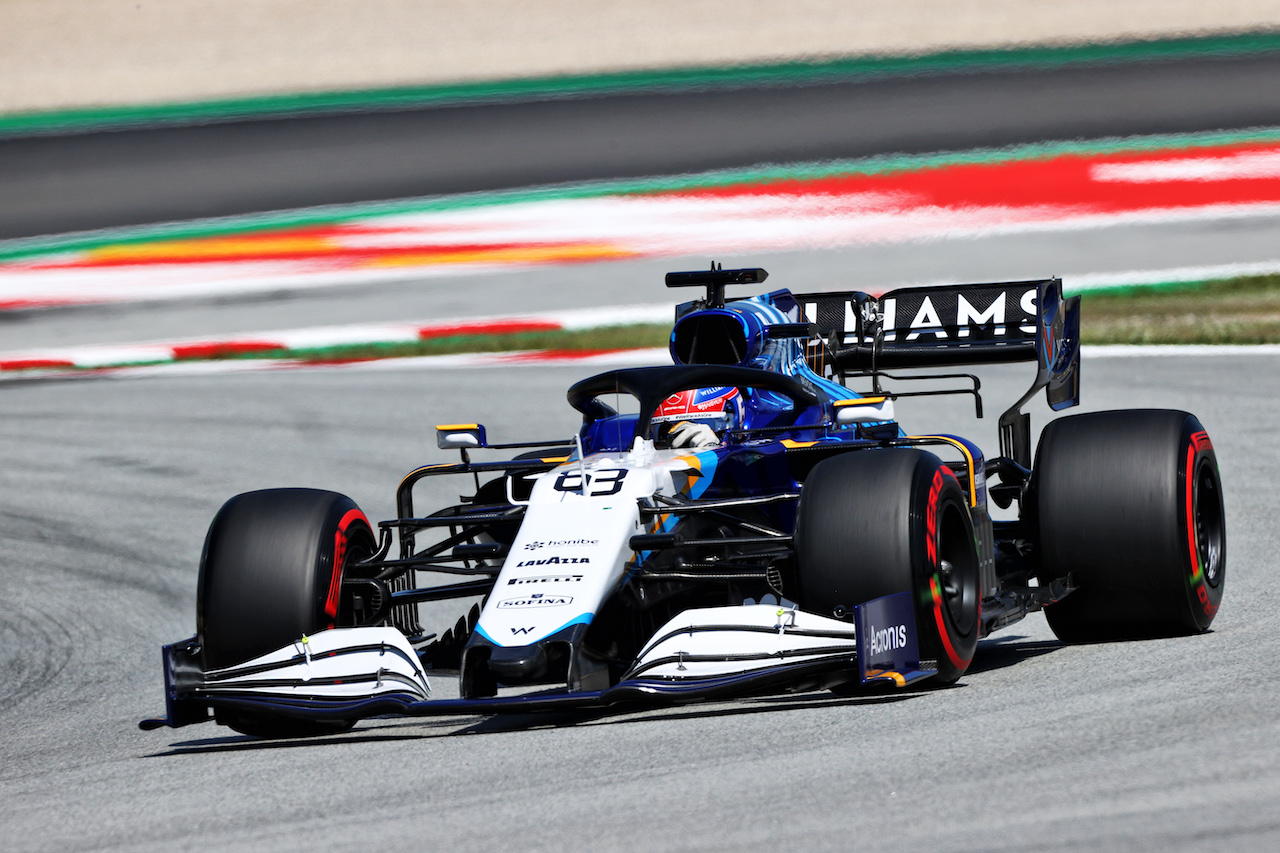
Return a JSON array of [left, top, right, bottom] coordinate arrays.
[[793, 279, 1081, 466]]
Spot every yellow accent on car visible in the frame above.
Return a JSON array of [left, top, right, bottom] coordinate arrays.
[[865, 669, 907, 687], [906, 435, 978, 506], [834, 396, 888, 407]]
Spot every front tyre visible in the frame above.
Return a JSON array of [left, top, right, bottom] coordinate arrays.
[[1034, 410, 1226, 642], [795, 450, 982, 685], [197, 488, 377, 737]]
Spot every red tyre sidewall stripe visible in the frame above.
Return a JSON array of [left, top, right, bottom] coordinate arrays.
[[325, 508, 369, 627], [927, 467, 972, 670], [931, 577, 970, 670], [1185, 431, 1218, 619]]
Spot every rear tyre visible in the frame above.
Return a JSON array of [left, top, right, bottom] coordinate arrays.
[[197, 488, 377, 737], [795, 450, 982, 685], [1034, 410, 1225, 642]]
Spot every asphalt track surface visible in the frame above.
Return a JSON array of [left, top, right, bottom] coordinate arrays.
[[4, 49, 1280, 239], [1, 353, 1278, 853]]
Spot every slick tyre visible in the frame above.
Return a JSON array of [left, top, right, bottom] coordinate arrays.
[[795, 449, 982, 684], [197, 488, 377, 737], [1034, 410, 1225, 642]]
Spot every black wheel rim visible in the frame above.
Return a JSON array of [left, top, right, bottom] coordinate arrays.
[[937, 502, 980, 635], [1194, 459, 1225, 589]]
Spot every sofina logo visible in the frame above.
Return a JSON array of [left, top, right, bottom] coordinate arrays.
[[497, 593, 573, 609]]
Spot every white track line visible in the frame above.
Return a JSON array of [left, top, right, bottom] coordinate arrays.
[[1082, 344, 1280, 357]]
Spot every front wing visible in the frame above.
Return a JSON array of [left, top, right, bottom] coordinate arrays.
[[141, 593, 935, 731]]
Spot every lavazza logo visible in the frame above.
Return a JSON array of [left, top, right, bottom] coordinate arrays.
[[866, 622, 908, 656], [524, 538, 598, 551], [515, 555, 590, 567], [497, 593, 574, 609]]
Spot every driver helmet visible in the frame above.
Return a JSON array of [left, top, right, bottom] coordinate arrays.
[[650, 386, 742, 446]]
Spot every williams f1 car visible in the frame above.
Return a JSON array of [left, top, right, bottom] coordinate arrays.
[[142, 266, 1226, 737]]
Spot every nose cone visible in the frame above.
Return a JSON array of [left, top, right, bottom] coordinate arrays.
[[486, 642, 550, 683]]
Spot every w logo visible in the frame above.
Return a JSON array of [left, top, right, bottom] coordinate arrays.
[[511, 626, 536, 636]]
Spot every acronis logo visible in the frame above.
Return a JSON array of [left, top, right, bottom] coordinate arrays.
[[865, 622, 908, 656]]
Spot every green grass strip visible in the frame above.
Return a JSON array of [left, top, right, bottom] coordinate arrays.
[[4, 29, 1279, 138], [223, 324, 671, 364], [1080, 273, 1280, 344], [5, 124, 1280, 264]]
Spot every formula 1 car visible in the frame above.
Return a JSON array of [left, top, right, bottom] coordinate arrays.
[[142, 266, 1226, 737]]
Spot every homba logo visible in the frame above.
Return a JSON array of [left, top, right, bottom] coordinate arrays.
[[524, 539, 599, 551], [515, 556, 590, 567], [866, 623, 908, 656], [497, 594, 573, 609]]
